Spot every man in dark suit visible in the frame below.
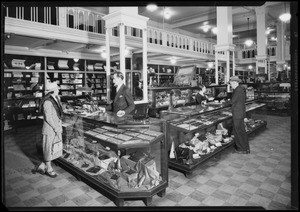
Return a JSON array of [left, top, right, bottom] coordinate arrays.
[[227, 76, 250, 154], [107, 71, 135, 117]]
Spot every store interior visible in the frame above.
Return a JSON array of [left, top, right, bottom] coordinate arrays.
[[2, 2, 298, 210]]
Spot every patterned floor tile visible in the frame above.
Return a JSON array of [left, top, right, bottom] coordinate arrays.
[[196, 184, 217, 195], [71, 193, 93, 206], [249, 194, 272, 209], [202, 196, 225, 206], [48, 194, 69, 206], [226, 195, 248, 206], [23, 195, 46, 207], [211, 190, 232, 201], [188, 190, 207, 202], [175, 185, 195, 196], [165, 191, 186, 203], [178, 196, 201, 206]]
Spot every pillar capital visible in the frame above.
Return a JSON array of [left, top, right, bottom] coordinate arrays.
[[255, 4, 266, 16]]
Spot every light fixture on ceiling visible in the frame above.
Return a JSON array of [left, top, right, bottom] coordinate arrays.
[[248, 65, 253, 70], [73, 58, 79, 62], [170, 57, 176, 64], [146, 4, 158, 12], [201, 24, 211, 33], [279, 2, 291, 22], [207, 62, 214, 69], [164, 8, 171, 19], [244, 17, 254, 47], [212, 27, 218, 35]]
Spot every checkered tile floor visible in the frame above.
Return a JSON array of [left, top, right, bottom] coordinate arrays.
[[3, 114, 292, 209]]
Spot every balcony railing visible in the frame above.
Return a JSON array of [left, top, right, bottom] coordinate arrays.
[[5, 6, 283, 61], [5, 6, 216, 56], [238, 46, 277, 60]]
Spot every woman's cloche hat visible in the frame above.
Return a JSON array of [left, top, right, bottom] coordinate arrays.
[[45, 81, 60, 94]]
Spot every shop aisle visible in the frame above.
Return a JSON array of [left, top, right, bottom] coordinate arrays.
[[3, 115, 291, 209]]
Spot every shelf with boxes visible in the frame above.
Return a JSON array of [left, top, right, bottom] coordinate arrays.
[[46, 57, 85, 98], [147, 64, 180, 87], [36, 112, 168, 206], [86, 59, 107, 103], [160, 101, 267, 178], [3, 54, 45, 129]]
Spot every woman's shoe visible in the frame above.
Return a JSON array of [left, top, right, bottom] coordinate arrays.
[[45, 170, 58, 178], [32, 162, 45, 175]]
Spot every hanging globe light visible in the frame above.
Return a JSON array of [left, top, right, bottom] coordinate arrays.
[[279, 2, 291, 22], [279, 13, 291, 22], [245, 39, 254, 47]]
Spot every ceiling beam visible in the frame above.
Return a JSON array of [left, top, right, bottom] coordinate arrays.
[[64, 43, 87, 52], [170, 6, 252, 29], [171, 14, 216, 29], [28, 39, 56, 50]]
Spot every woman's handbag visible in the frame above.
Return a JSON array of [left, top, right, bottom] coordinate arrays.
[[51, 134, 63, 160]]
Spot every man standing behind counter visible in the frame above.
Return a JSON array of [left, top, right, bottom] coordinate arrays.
[[107, 71, 135, 117], [226, 76, 250, 154]]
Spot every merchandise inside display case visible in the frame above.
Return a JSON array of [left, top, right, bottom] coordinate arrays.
[[39, 111, 168, 206], [148, 85, 228, 118], [161, 101, 267, 178]]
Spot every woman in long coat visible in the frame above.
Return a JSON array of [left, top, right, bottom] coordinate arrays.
[[34, 81, 63, 177]]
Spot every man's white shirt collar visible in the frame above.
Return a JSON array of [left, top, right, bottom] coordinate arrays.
[[116, 84, 122, 92]]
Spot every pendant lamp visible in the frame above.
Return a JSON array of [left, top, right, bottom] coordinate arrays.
[[279, 2, 291, 22], [244, 17, 254, 47]]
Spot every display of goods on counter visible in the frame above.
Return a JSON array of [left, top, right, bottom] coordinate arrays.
[[61, 123, 164, 191], [169, 126, 233, 165]]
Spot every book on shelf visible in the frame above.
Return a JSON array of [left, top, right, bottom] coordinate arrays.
[[11, 59, 25, 68], [87, 65, 94, 71], [94, 63, 103, 71], [47, 62, 55, 70], [58, 60, 69, 69], [4, 73, 12, 78]]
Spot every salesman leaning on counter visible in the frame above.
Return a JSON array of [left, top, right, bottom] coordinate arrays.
[[106, 71, 135, 117]]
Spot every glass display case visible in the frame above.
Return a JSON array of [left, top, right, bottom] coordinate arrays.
[[160, 101, 267, 178], [148, 85, 228, 118], [254, 82, 290, 114], [51, 111, 168, 206]]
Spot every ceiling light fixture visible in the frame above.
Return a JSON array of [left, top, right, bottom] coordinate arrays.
[[202, 25, 211, 33], [164, 8, 171, 19], [248, 65, 253, 69], [212, 27, 218, 34], [244, 17, 254, 47], [170, 57, 176, 64], [279, 2, 291, 22], [146, 4, 158, 12], [208, 62, 214, 69], [73, 58, 79, 62]]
